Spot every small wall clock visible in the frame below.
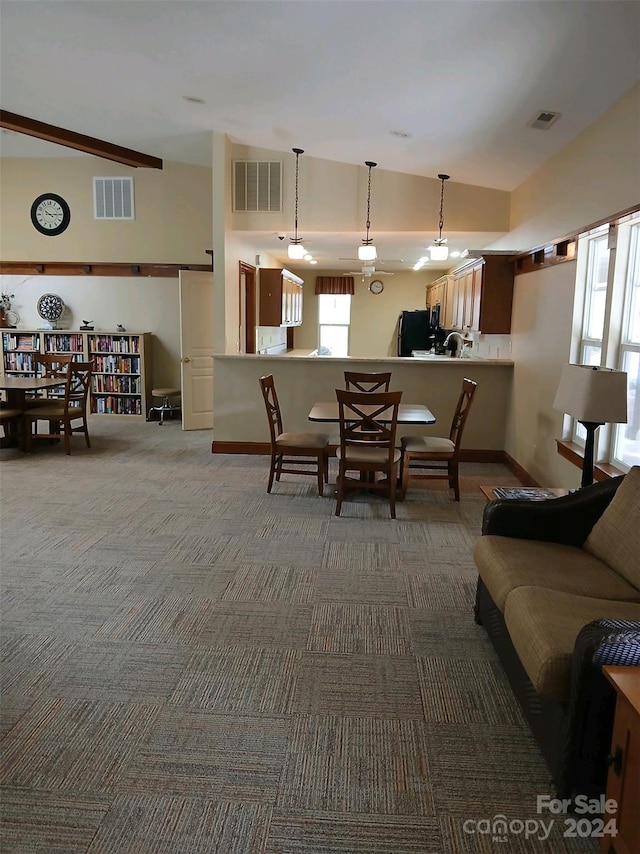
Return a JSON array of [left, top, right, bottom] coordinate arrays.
[[369, 279, 384, 295], [30, 193, 71, 236]]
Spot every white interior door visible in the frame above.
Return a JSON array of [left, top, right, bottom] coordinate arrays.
[[179, 270, 215, 430]]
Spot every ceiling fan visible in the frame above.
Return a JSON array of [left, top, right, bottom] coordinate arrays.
[[347, 264, 395, 279]]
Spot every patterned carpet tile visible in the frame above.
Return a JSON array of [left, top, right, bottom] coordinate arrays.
[[239, 537, 327, 567], [257, 517, 331, 540], [307, 604, 411, 656], [0, 698, 159, 794], [396, 543, 479, 575], [41, 640, 192, 703], [315, 569, 409, 605], [408, 611, 495, 660], [266, 811, 443, 853], [324, 518, 403, 543], [0, 788, 112, 852], [122, 709, 290, 802], [291, 653, 423, 718], [0, 694, 35, 740], [278, 715, 434, 815], [139, 563, 237, 598], [94, 595, 219, 644], [423, 722, 554, 816], [406, 573, 478, 611], [86, 796, 271, 854], [169, 647, 300, 714], [193, 602, 314, 649], [323, 541, 403, 572], [220, 564, 316, 604], [417, 658, 525, 726]]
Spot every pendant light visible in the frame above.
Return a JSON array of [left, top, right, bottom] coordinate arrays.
[[358, 161, 377, 261], [429, 173, 450, 261], [288, 148, 305, 260]]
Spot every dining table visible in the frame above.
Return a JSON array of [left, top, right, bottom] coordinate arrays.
[[0, 376, 66, 450], [308, 401, 436, 425]]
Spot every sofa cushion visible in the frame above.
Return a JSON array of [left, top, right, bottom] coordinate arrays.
[[584, 466, 640, 591], [474, 536, 640, 612], [504, 586, 640, 703]]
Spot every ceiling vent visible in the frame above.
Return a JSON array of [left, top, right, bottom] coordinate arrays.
[[233, 161, 282, 212], [93, 177, 134, 220], [528, 110, 561, 131]]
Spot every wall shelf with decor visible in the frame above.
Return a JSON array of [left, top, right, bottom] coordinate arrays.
[[1, 329, 152, 417]]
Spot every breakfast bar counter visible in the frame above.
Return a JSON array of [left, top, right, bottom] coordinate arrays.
[[212, 354, 513, 455]]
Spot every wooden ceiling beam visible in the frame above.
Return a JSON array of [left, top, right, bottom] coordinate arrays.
[[0, 111, 163, 169]]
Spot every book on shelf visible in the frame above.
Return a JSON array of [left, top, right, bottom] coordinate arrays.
[[493, 486, 559, 500]]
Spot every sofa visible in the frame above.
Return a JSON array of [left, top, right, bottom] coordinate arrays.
[[474, 466, 640, 799]]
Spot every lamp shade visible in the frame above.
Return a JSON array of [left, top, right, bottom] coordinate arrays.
[[553, 364, 628, 424], [429, 244, 449, 261], [358, 244, 377, 261], [288, 243, 305, 259]]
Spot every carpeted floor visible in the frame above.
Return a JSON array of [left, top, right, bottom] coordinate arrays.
[[0, 419, 597, 852]]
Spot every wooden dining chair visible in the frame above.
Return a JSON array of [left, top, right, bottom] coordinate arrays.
[[26, 353, 74, 407], [259, 374, 329, 495], [0, 407, 24, 451], [344, 371, 392, 392], [335, 388, 402, 518], [399, 377, 478, 501], [23, 361, 93, 454]]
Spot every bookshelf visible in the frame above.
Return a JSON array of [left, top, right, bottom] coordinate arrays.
[[1, 329, 152, 418]]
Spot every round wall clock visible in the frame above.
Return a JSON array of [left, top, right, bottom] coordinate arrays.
[[37, 293, 65, 326], [30, 193, 71, 236], [369, 279, 384, 295]]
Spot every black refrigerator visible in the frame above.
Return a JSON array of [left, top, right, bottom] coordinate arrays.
[[397, 310, 431, 356]]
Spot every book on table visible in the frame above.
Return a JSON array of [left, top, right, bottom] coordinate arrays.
[[492, 486, 559, 500]]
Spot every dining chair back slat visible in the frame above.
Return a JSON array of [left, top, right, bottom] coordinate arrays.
[[344, 371, 392, 393]]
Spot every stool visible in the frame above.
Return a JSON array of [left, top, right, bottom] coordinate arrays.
[[147, 387, 181, 426]]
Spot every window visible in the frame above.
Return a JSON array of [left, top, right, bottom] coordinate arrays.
[[573, 213, 640, 470], [318, 294, 351, 357]]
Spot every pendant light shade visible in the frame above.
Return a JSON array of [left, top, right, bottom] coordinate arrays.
[[357, 161, 377, 261], [288, 148, 305, 259], [428, 173, 450, 261]]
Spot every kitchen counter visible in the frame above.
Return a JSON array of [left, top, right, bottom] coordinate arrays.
[[212, 353, 513, 452], [230, 352, 513, 366]]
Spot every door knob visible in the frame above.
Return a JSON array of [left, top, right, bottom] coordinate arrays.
[[183, 357, 191, 363]]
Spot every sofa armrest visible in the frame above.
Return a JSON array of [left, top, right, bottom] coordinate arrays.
[[557, 619, 640, 798], [481, 475, 624, 545]]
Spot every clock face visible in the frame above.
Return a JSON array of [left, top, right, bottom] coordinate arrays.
[[30, 193, 71, 236], [369, 279, 384, 294]]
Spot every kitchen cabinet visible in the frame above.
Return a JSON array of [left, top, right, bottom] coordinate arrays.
[[259, 268, 304, 327], [449, 254, 515, 333], [426, 275, 453, 317]]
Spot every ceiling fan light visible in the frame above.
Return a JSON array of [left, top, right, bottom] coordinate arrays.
[[429, 244, 449, 261], [303, 253, 313, 261], [358, 244, 377, 261], [288, 242, 305, 260]]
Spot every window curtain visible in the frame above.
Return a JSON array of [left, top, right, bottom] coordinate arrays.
[[315, 276, 354, 295]]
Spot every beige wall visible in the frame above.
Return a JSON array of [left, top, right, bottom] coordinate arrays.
[[0, 158, 213, 263]]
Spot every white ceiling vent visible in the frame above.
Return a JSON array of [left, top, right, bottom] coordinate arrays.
[[528, 110, 561, 130], [93, 177, 134, 220], [233, 161, 281, 212]]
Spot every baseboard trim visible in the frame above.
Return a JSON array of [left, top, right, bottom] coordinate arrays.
[[502, 451, 539, 486]]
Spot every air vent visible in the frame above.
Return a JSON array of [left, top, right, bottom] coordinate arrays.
[[528, 110, 561, 131], [233, 161, 282, 212], [93, 177, 134, 220]]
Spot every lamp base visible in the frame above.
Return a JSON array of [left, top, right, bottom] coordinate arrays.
[[578, 421, 603, 488]]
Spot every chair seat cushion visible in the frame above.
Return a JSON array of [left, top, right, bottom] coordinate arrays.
[[152, 387, 180, 397], [474, 536, 640, 612], [401, 435, 455, 454], [504, 586, 640, 702], [24, 404, 83, 418], [276, 432, 328, 449], [336, 446, 401, 464]]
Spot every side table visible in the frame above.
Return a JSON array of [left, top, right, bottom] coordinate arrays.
[[479, 485, 570, 502], [601, 666, 639, 854]]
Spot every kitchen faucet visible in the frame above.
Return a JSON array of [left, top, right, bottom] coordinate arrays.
[[443, 330, 464, 357]]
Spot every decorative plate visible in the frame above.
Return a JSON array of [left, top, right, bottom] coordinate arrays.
[[37, 293, 65, 322]]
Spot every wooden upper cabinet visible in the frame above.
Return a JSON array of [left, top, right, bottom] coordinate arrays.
[[259, 268, 304, 327], [451, 254, 515, 333]]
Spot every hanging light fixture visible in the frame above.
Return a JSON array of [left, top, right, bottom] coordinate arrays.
[[358, 161, 377, 261], [288, 148, 305, 260], [429, 173, 450, 261]]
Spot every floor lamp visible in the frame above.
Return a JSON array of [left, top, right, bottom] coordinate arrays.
[[553, 364, 628, 487]]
